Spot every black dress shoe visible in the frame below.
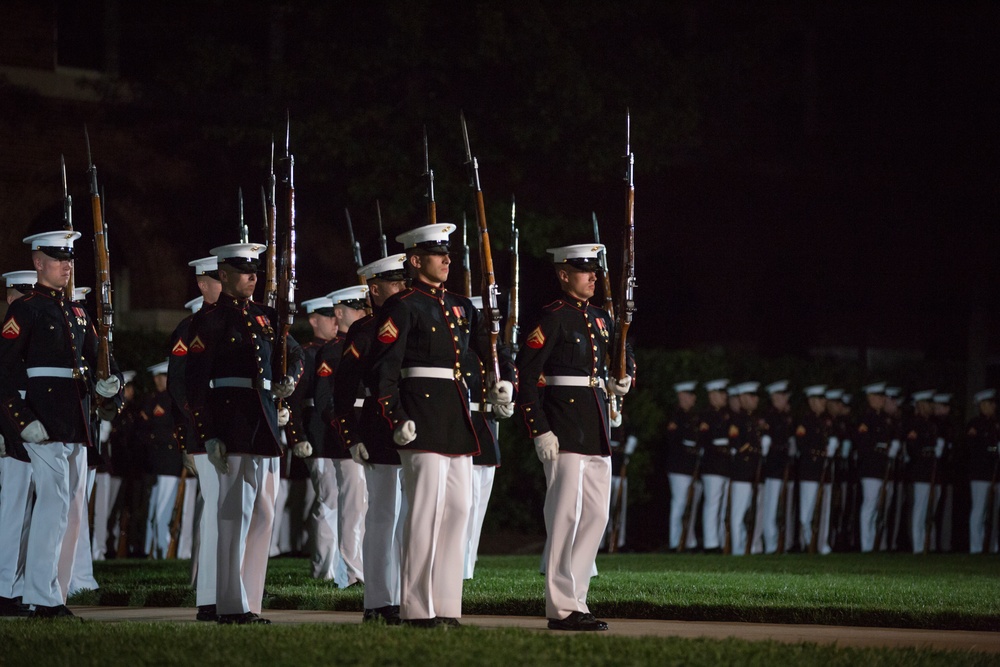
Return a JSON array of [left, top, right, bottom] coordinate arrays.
[[402, 618, 438, 628], [217, 612, 271, 625], [547, 611, 608, 631], [27, 605, 76, 619], [0, 596, 22, 617], [196, 605, 218, 622]]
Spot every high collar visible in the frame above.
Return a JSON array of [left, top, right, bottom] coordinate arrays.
[[559, 294, 590, 311], [31, 286, 66, 301], [218, 292, 251, 309], [411, 279, 445, 298]]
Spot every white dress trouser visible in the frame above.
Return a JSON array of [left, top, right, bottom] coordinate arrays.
[[701, 474, 728, 550], [216, 455, 278, 615], [335, 458, 367, 586], [399, 451, 471, 620], [269, 477, 289, 557], [177, 476, 198, 559], [728, 481, 753, 556], [464, 464, 496, 579], [90, 471, 113, 560], [146, 475, 180, 559], [798, 481, 832, 554], [363, 464, 405, 609], [306, 458, 344, 582], [542, 452, 611, 621], [668, 473, 698, 550], [23, 441, 83, 608], [193, 454, 220, 607], [760, 477, 786, 553], [969, 480, 1000, 554], [0, 457, 34, 599], [859, 477, 889, 552], [69, 468, 99, 595], [911, 481, 939, 554]]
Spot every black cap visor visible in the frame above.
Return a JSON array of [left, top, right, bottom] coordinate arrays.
[[220, 257, 260, 274], [414, 241, 450, 255], [38, 246, 75, 260], [561, 258, 600, 272]]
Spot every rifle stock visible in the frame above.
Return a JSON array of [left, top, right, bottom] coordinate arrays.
[[166, 468, 188, 559], [461, 213, 473, 298], [85, 127, 113, 383], [776, 459, 792, 554], [611, 111, 636, 382], [723, 478, 733, 555], [678, 452, 702, 552], [745, 456, 763, 555], [923, 458, 938, 554], [809, 459, 830, 554], [874, 456, 894, 550]]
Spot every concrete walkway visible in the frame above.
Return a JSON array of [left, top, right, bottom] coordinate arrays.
[[71, 606, 1000, 654]]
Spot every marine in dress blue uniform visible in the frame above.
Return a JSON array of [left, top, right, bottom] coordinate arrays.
[[515, 243, 633, 632], [664, 381, 700, 551], [966, 389, 1000, 554], [759, 380, 794, 554], [697, 378, 733, 554]]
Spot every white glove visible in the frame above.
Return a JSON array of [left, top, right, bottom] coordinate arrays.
[[276, 406, 290, 427], [888, 439, 901, 459], [841, 439, 852, 459], [487, 380, 514, 405], [95, 375, 121, 398], [205, 438, 229, 474], [182, 452, 197, 475], [788, 437, 798, 458], [826, 436, 839, 457], [20, 420, 49, 444], [934, 437, 945, 459], [393, 420, 417, 446], [493, 402, 515, 420], [609, 409, 623, 428], [608, 376, 632, 397], [292, 441, 313, 458], [350, 442, 370, 466], [761, 434, 772, 457], [0, 433, 5, 457], [272, 375, 296, 399], [534, 431, 559, 462]]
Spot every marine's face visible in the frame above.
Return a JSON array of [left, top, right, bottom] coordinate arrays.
[[411, 252, 450, 286], [33, 252, 72, 290], [369, 278, 407, 307], [220, 267, 257, 299], [559, 267, 596, 302]]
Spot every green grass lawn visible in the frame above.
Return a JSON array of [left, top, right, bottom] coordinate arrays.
[[67, 552, 1000, 631]]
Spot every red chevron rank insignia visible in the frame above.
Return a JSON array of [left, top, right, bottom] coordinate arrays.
[[153, 404, 166, 417], [345, 342, 360, 359], [728, 424, 739, 438], [795, 425, 806, 437], [171, 339, 188, 356], [526, 326, 545, 349], [858, 423, 868, 434], [2, 317, 20, 339], [189, 336, 206, 353], [377, 318, 399, 343], [317, 361, 333, 377]]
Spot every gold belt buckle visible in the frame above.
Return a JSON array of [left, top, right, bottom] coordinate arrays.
[[73, 367, 86, 380], [454, 368, 463, 380], [588, 376, 599, 388]]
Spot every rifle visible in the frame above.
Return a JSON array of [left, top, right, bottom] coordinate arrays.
[[924, 456, 938, 554], [591, 212, 615, 319], [678, 446, 702, 552], [461, 213, 473, 298], [874, 451, 895, 550], [116, 496, 130, 559], [609, 433, 635, 553], [460, 112, 501, 384], [264, 141, 278, 309], [745, 452, 764, 556], [505, 197, 520, 353], [809, 457, 830, 554], [375, 199, 388, 258], [610, 111, 636, 383], [84, 127, 114, 386], [166, 468, 188, 559], [723, 477, 733, 555], [984, 457, 999, 553], [776, 457, 792, 554], [423, 126, 436, 225], [61, 155, 75, 300], [276, 114, 297, 396]]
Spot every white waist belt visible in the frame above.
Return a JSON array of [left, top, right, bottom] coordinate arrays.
[[27, 367, 80, 379], [400, 366, 458, 380], [545, 375, 606, 390], [712, 438, 729, 446], [303, 399, 315, 407], [469, 402, 493, 413], [683, 439, 697, 447], [210, 377, 272, 391], [354, 398, 365, 408]]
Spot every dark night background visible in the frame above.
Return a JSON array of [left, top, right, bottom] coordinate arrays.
[[3, 0, 998, 361], [2, 0, 999, 548]]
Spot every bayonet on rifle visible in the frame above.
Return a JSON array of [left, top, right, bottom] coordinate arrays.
[[61, 154, 75, 300], [461, 213, 472, 298], [460, 111, 501, 384], [592, 212, 615, 320], [505, 196, 520, 354], [423, 126, 436, 225], [376, 199, 388, 258]]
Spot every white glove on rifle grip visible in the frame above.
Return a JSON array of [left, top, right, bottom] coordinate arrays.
[[934, 437, 945, 459], [609, 409, 623, 429], [487, 381, 514, 405], [888, 439, 901, 459], [393, 420, 417, 446], [205, 438, 228, 475], [95, 376, 121, 398], [276, 407, 290, 427], [272, 375, 296, 399], [760, 434, 772, 457], [20, 420, 49, 444], [534, 431, 559, 462], [826, 436, 839, 458], [292, 441, 313, 458], [492, 402, 515, 420], [350, 442, 370, 466], [182, 452, 198, 475], [608, 375, 632, 397]]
